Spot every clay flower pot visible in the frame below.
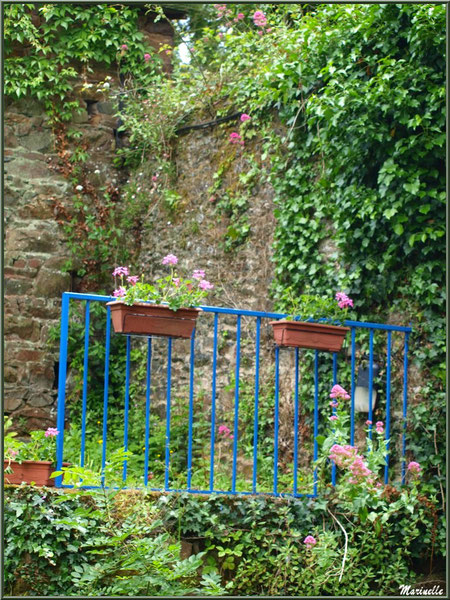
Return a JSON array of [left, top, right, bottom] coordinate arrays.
[[270, 320, 350, 352], [107, 302, 201, 338], [4, 460, 58, 486]]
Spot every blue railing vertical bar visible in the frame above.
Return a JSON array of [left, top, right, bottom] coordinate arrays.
[[143, 338, 152, 486], [209, 313, 219, 491], [164, 338, 173, 491], [80, 300, 91, 468], [313, 351, 319, 497], [55, 292, 412, 497], [384, 331, 392, 484], [331, 353, 338, 486], [187, 330, 196, 490], [273, 346, 280, 495], [55, 293, 70, 487], [367, 329, 375, 445], [401, 332, 410, 484], [293, 347, 300, 496], [231, 315, 241, 493], [252, 317, 261, 494], [122, 336, 131, 482], [350, 328, 356, 447], [101, 306, 111, 486]]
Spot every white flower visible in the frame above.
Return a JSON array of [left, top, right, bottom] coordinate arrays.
[[94, 169, 100, 174], [75, 185, 83, 191]]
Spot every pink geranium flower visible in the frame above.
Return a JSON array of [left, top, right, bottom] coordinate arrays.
[[253, 10, 267, 27], [335, 292, 354, 309], [329, 384, 350, 400], [199, 279, 214, 291], [113, 287, 127, 298], [162, 254, 178, 265], [192, 269, 206, 280], [112, 266, 129, 277], [240, 113, 251, 122], [303, 535, 317, 547], [407, 461, 421, 475], [45, 427, 59, 437], [127, 275, 139, 286], [144, 53, 151, 62]]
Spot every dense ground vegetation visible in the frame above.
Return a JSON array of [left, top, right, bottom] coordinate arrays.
[[4, 2, 446, 596]]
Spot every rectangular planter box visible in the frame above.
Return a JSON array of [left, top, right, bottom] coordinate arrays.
[[107, 302, 201, 339], [4, 460, 56, 486], [270, 320, 349, 352]]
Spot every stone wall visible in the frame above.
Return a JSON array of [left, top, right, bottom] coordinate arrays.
[[4, 10, 183, 433]]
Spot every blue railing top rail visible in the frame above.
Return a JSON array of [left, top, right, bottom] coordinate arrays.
[[61, 292, 413, 333]]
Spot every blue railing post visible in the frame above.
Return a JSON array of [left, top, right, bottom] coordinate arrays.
[[331, 353, 338, 486], [384, 331, 392, 484], [80, 300, 91, 468], [144, 338, 152, 486], [313, 351, 319, 497], [122, 335, 131, 482], [187, 329, 196, 490], [273, 345, 280, 495], [401, 332, 410, 483], [209, 314, 219, 491], [293, 347, 300, 496], [164, 338, 173, 491], [231, 315, 241, 493], [252, 317, 261, 494], [350, 328, 356, 446], [367, 329, 375, 447], [101, 306, 112, 487], [55, 292, 70, 487]]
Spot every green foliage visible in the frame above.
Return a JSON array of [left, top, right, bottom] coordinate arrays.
[[4, 3, 160, 123], [4, 486, 226, 597], [277, 286, 354, 323]]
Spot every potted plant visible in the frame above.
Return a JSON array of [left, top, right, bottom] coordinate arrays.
[[270, 288, 353, 352], [4, 417, 62, 486], [106, 254, 214, 338]]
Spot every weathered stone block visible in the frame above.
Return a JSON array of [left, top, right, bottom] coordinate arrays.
[[6, 227, 60, 254], [34, 268, 71, 297], [6, 316, 41, 342], [20, 127, 53, 151], [5, 157, 51, 179], [4, 277, 34, 295], [18, 196, 55, 220], [4, 396, 23, 412]]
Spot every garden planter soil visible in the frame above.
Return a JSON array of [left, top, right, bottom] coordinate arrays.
[[270, 320, 349, 352], [107, 302, 201, 338]]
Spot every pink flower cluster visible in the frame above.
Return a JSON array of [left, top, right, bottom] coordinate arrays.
[[375, 421, 384, 435], [45, 427, 59, 437], [303, 535, 317, 547], [407, 461, 421, 475], [330, 384, 350, 400], [112, 266, 129, 277], [144, 53, 151, 63], [253, 10, 267, 27], [335, 292, 354, 309], [240, 113, 251, 122], [229, 132, 244, 146], [215, 4, 231, 19], [162, 254, 178, 265], [329, 443, 377, 487], [192, 269, 205, 280], [218, 424, 234, 439]]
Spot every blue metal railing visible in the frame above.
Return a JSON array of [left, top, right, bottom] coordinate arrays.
[[55, 292, 412, 496]]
